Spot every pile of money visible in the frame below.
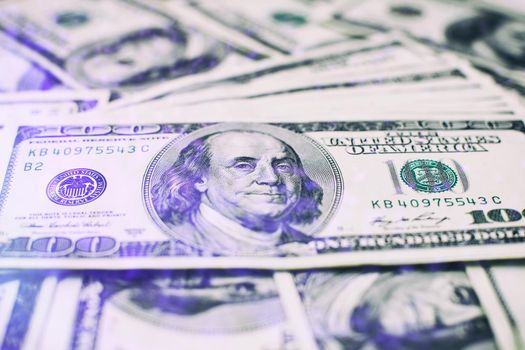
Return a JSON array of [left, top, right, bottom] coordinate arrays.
[[0, 0, 524, 349]]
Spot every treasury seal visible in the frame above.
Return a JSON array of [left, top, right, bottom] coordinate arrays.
[[46, 168, 107, 206], [400, 159, 457, 193]]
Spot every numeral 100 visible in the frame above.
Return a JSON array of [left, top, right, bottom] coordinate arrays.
[[468, 209, 525, 224]]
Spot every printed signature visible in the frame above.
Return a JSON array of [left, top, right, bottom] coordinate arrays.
[[371, 212, 450, 229]]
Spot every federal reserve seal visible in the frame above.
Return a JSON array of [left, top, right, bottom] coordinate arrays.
[[46, 168, 106, 206], [400, 159, 457, 193]]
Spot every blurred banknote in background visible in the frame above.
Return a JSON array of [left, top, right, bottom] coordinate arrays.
[[40, 270, 298, 350], [330, 0, 525, 95], [0, 262, 523, 349], [0, 0, 269, 96], [141, 0, 525, 98], [296, 262, 525, 350]]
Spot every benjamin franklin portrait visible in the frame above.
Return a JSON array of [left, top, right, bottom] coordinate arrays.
[[100, 270, 289, 349], [65, 25, 228, 90], [378, 2, 525, 69], [146, 123, 341, 256], [301, 270, 495, 350], [444, 11, 525, 69]]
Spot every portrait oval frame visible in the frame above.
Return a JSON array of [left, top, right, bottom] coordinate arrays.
[[143, 123, 343, 252]]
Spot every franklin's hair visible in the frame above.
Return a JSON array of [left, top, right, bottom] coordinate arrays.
[[152, 131, 323, 226]]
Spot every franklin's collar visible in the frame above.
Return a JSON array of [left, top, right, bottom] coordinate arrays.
[[192, 203, 283, 253]]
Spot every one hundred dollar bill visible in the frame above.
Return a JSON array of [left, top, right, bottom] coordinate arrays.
[[0, 119, 524, 268], [4, 263, 523, 350], [292, 262, 525, 350], [333, 0, 525, 95], [0, 0, 267, 95], [37, 270, 299, 350]]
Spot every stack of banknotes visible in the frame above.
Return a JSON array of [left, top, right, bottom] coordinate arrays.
[[0, 0, 524, 349]]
